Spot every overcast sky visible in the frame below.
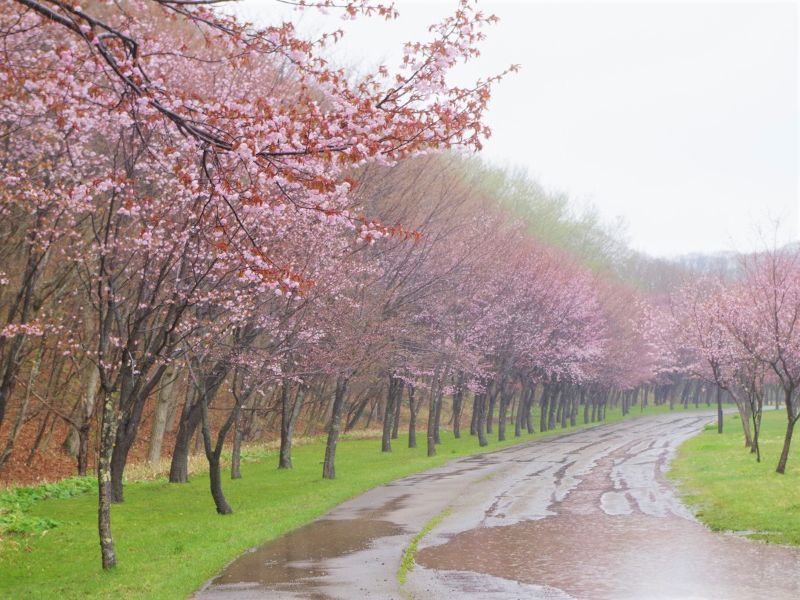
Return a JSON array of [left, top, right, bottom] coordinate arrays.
[[235, 1, 799, 258]]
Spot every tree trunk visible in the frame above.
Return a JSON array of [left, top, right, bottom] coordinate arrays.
[[147, 366, 178, 468], [169, 385, 200, 483], [776, 417, 795, 474], [776, 389, 797, 474], [555, 388, 564, 425], [200, 394, 236, 515], [408, 385, 417, 448], [77, 423, 91, 476], [323, 377, 349, 480], [63, 425, 80, 460], [169, 363, 227, 483], [26, 411, 52, 466], [548, 384, 559, 430], [231, 406, 242, 480], [432, 368, 448, 445], [392, 383, 402, 440], [301, 381, 327, 436], [109, 362, 169, 502], [109, 402, 149, 501], [560, 388, 569, 429], [0, 343, 40, 470], [207, 454, 232, 515], [452, 385, 464, 439], [168, 417, 197, 483], [736, 395, 754, 448], [0, 394, 29, 471], [751, 406, 762, 462], [470, 392, 479, 436], [746, 391, 763, 462], [345, 396, 367, 432], [382, 376, 400, 453], [279, 382, 305, 469], [97, 393, 118, 569], [526, 385, 535, 434], [427, 383, 437, 457], [41, 411, 58, 453], [64, 358, 98, 461], [279, 380, 294, 468], [108, 430, 130, 503], [476, 392, 488, 447], [0, 243, 41, 432], [498, 383, 512, 442], [364, 395, 378, 430], [569, 389, 583, 427], [486, 387, 496, 434], [716, 385, 724, 434], [540, 385, 550, 432], [514, 387, 525, 438]]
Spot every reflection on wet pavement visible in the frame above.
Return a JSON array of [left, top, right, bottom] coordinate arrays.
[[417, 432, 800, 599], [200, 519, 405, 599], [195, 413, 800, 600]]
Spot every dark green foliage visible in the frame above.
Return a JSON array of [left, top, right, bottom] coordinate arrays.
[[0, 476, 95, 535]]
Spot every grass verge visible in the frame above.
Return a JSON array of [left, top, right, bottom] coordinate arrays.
[[397, 507, 451, 586], [1, 402, 708, 599], [669, 409, 800, 545]]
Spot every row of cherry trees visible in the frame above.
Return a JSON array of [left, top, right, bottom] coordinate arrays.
[[0, 0, 676, 571], [656, 248, 800, 473]]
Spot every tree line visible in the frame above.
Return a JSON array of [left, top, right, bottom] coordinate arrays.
[[658, 248, 800, 473], [0, 0, 753, 572]]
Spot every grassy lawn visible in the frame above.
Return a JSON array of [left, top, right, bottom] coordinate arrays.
[[1, 402, 706, 599], [670, 408, 800, 546]]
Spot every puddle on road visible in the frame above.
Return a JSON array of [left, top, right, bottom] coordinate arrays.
[[204, 518, 404, 598], [419, 429, 800, 599], [198, 415, 799, 599], [417, 512, 800, 599]]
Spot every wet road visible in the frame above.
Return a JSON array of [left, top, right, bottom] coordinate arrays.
[[195, 412, 800, 599]]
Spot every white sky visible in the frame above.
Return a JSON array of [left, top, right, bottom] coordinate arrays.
[[235, 0, 799, 257]]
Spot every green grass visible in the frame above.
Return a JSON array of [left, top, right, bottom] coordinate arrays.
[[397, 507, 451, 586], [670, 408, 800, 545], [0, 476, 95, 536], [1, 401, 709, 599]]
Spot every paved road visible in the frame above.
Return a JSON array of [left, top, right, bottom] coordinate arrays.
[[196, 412, 800, 599]]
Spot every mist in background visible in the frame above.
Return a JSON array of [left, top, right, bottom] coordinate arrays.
[[235, 0, 799, 257]]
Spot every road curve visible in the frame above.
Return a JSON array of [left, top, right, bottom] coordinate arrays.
[[195, 412, 800, 599]]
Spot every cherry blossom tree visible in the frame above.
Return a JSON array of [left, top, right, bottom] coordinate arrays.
[[734, 249, 800, 473], [1, 0, 512, 569]]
